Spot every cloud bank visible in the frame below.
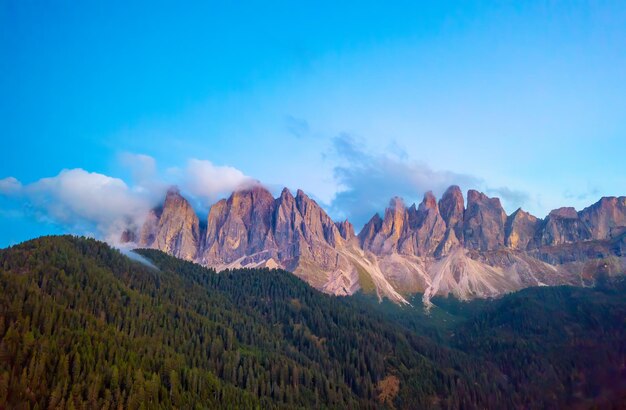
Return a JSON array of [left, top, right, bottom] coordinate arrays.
[[329, 133, 480, 231], [0, 155, 257, 243], [0, 169, 153, 243]]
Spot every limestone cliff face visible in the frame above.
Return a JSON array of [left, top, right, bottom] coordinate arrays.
[[358, 214, 383, 249], [139, 188, 200, 260], [579, 197, 626, 240], [126, 185, 626, 305], [505, 208, 539, 250], [295, 189, 344, 248], [335, 220, 356, 241], [438, 185, 464, 242], [272, 188, 304, 267], [195, 186, 397, 299], [434, 227, 461, 257], [360, 193, 446, 257], [400, 192, 446, 256], [202, 186, 276, 265], [435, 185, 465, 256], [534, 207, 592, 247], [463, 190, 507, 251], [361, 197, 407, 255]]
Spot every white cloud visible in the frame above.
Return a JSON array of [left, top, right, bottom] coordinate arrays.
[[181, 159, 257, 205], [0, 177, 23, 195], [1, 169, 156, 243], [0, 156, 260, 243]]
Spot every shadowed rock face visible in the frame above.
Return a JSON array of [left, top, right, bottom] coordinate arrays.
[[534, 207, 592, 247], [295, 189, 344, 248], [335, 220, 356, 241], [127, 185, 626, 305], [202, 186, 276, 265], [400, 192, 446, 256], [463, 190, 507, 251], [358, 214, 383, 249], [438, 185, 465, 243]]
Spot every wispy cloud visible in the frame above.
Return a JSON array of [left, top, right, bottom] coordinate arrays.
[[564, 185, 601, 201], [487, 186, 530, 210], [0, 177, 22, 195], [284, 115, 310, 138], [329, 133, 480, 231]]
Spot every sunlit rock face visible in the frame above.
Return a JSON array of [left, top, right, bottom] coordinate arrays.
[[505, 208, 539, 250], [579, 196, 626, 240], [138, 188, 200, 261], [202, 186, 276, 265], [125, 185, 626, 305], [400, 192, 447, 256]]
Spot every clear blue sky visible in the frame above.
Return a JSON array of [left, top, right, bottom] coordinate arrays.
[[1, 1, 625, 246]]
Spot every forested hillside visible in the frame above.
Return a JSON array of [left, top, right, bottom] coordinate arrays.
[[0, 236, 625, 409]]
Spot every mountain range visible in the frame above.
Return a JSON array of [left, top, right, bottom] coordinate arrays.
[[122, 185, 626, 305]]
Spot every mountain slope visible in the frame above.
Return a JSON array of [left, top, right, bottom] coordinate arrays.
[[452, 283, 626, 407], [1, 236, 625, 408], [0, 236, 505, 409]]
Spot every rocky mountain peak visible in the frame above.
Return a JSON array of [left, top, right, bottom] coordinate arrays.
[[466, 189, 485, 203], [463, 190, 507, 251], [419, 191, 438, 211], [383, 197, 407, 231], [127, 184, 626, 306], [579, 196, 626, 239], [402, 191, 447, 256], [202, 186, 276, 265], [336, 220, 356, 241], [358, 214, 383, 249], [505, 208, 539, 250], [279, 187, 293, 199], [549, 207, 578, 219], [438, 185, 464, 241], [294, 189, 342, 246], [141, 185, 200, 260], [536, 206, 591, 246], [273, 188, 298, 246], [163, 186, 187, 207]]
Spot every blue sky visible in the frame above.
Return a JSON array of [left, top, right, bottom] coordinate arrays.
[[1, 1, 626, 246]]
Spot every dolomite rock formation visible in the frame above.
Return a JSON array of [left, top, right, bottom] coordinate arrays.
[[138, 188, 200, 260], [504, 208, 539, 250], [125, 185, 626, 306], [534, 207, 592, 246], [462, 190, 507, 251], [579, 196, 626, 240]]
